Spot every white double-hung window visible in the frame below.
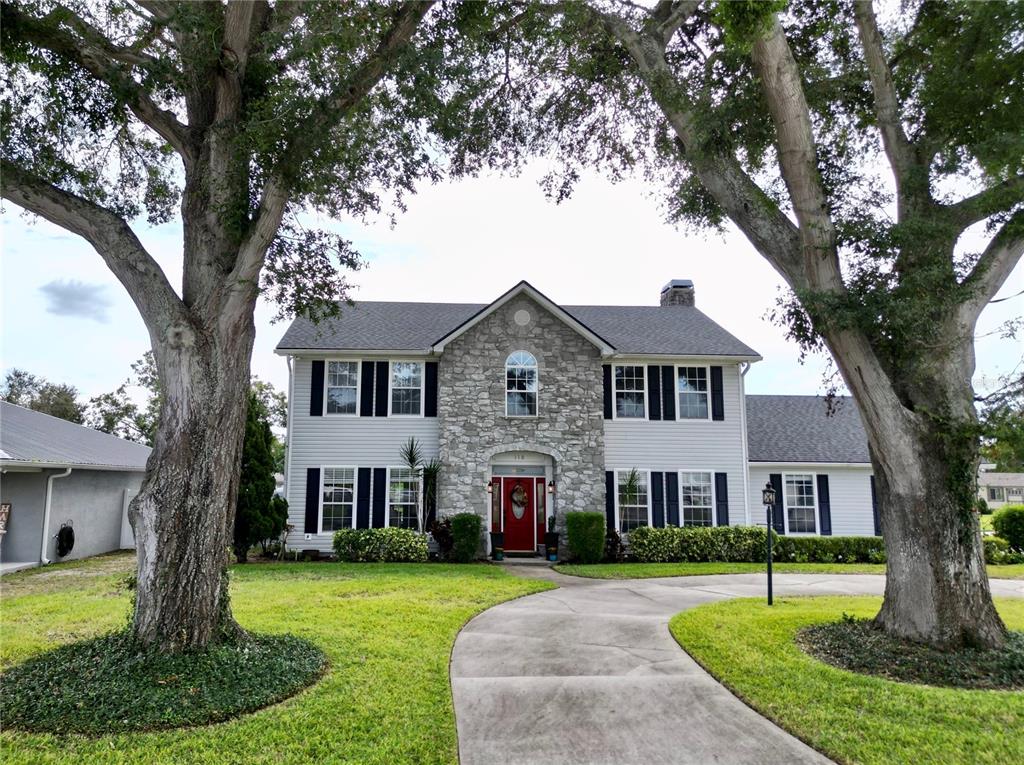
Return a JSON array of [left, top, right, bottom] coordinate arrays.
[[388, 468, 421, 529], [326, 361, 359, 414], [617, 470, 649, 533], [784, 474, 817, 534], [677, 366, 709, 419], [614, 365, 646, 418], [391, 362, 423, 415], [680, 471, 714, 527], [322, 468, 356, 531]]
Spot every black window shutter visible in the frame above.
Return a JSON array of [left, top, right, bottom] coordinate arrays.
[[372, 468, 387, 527], [604, 471, 615, 530], [870, 476, 881, 536], [356, 467, 371, 528], [666, 472, 679, 526], [602, 365, 613, 419], [309, 361, 324, 417], [359, 362, 375, 417], [424, 362, 439, 417], [714, 472, 729, 526], [710, 366, 725, 421], [374, 361, 389, 417], [817, 474, 832, 536], [769, 473, 785, 535], [647, 365, 662, 421], [661, 366, 676, 420], [305, 467, 320, 533], [651, 471, 665, 528]]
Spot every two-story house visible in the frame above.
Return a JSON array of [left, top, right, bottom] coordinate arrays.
[[276, 280, 880, 556]]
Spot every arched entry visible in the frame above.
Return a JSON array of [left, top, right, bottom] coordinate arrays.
[[487, 449, 555, 555]]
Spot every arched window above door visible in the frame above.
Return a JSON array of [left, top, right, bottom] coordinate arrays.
[[505, 351, 537, 416]]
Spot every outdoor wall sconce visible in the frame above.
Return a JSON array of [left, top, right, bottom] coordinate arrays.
[[486, 481, 493, 495], [547, 480, 555, 495]]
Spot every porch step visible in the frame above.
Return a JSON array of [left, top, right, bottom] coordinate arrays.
[[495, 557, 555, 567]]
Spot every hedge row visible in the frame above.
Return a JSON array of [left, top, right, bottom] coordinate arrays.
[[628, 526, 886, 564], [627, 525, 1024, 565], [332, 528, 428, 562]]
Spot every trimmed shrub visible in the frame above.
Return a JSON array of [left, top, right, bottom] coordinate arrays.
[[628, 526, 886, 564], [975, 497, 990, 515], [992, 505, 1024, 550], [984, 535, 1024, 565], [565, 512, 606, 563], [449, 512, 482, 562], [332, 528, 428, 563], [773, 535, 886, 564]]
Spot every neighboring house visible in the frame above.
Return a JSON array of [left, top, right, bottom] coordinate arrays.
[[0, 401, 150, 572], [276, 279, 882, 556], [977, 470, 1024, 509]]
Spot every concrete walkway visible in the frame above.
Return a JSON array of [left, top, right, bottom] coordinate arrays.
[[451, 568, 1024, 765]]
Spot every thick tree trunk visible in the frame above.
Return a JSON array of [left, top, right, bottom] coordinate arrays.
[[128, 311, 256, 651], [873, 450, 1004, 648], [828, 331, 1007, 649]]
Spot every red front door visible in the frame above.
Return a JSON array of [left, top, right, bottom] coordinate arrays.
[[503, 478, 535, 552]]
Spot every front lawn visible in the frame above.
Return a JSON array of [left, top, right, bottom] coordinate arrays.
[[670, 596, 1024, 765], [554, 561, 1024, 579], [0, 553, 552, 764]]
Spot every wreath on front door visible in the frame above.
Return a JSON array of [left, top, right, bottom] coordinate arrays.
[[510, 484, 528, 520]]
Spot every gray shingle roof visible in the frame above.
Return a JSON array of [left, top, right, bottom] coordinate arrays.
[[276, 299, 759, 357], [0, 401, 151, 470], [746, 395, 870, 464]]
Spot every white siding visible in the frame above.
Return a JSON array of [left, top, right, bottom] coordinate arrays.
[[604, 361, 748, 525], [286, 357, 440, 553], [747, 463, 876, 536]]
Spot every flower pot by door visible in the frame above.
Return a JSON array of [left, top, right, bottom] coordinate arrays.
[[544, 531, 559, 562], [489, 531, 505, 561]]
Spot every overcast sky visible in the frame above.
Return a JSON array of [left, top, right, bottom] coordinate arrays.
[[2, 163, 1021, 405]]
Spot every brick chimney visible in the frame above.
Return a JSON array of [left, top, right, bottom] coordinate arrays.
[[660, 279, 695, 307]]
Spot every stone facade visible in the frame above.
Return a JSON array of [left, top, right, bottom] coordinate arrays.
[[437, 294, 606, 540]]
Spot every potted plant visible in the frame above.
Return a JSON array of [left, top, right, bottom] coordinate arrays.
[[544, 514, 559, 561], [489, 531, 505, 561]]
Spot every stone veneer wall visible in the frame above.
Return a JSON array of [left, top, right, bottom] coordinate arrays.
[[437, 294, 606, 546]]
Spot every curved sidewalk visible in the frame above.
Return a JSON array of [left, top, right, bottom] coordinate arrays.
[[450, 569, 1024, 765]]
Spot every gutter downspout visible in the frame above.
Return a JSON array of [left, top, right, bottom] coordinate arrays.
[[40, 467, 72, 565], [739, 363, 752, 526]]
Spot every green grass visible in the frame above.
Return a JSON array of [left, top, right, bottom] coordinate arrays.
[[670, 596, 1024, 765], [0, 553, 552, 764], [554, 561, 1024, 579]]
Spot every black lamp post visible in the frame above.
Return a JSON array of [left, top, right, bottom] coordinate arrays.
[[762, 482, 776, 606]]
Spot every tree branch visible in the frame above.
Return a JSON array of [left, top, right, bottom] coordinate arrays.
[[644, 0, 699, 46], [853, 0, 917, 197], [224, 1, 436, 315], [959, 212, 1024, 324], [3, 2, 192, 165], [749, 18, 839, 289], [948, 174, 1024, 229], [1, 160, 185, 333], [582, 6, 802, 281]]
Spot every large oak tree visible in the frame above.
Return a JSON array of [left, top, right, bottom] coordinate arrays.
[[0, 0, 455, 650], [456, 0, 1023, 647]]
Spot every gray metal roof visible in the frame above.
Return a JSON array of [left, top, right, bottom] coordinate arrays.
[[746, 395, 871, 464], [0, 401, 151, 470], [276, 298, 759, 357]]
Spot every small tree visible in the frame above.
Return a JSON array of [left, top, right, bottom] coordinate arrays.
[[400, 436, 426, 532], [233, 392, 276, 564]]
